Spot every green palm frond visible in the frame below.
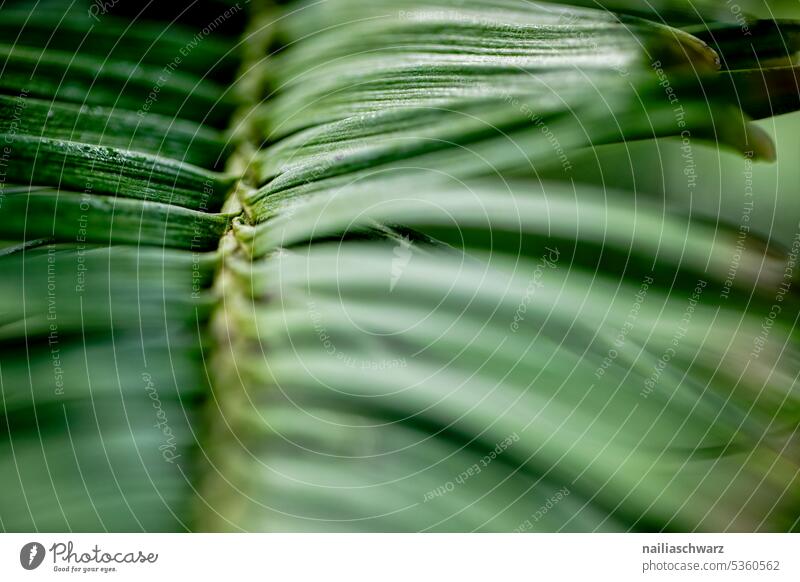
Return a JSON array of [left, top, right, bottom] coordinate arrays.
[[2, 0, 800, 533]]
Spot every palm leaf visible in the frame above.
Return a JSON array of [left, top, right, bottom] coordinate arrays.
[[2, 0, 800, 533]]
